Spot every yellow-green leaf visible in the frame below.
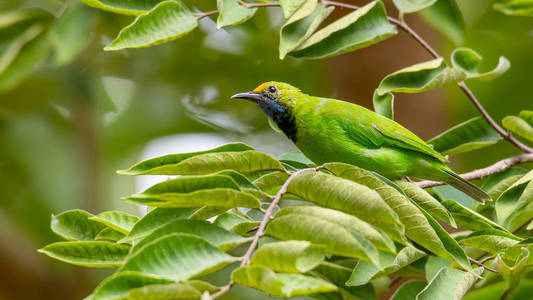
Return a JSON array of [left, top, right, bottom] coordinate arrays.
[[231, 265, 337, 297], [38, 241, 130, 267], [251, 240, 326, 273], [121, 233, 238, 281], [79, 0, 164, 15], [289, 1, 397, 59], [216, 0, 257, 29], [105, 1, 197, 51], [89, 211, 139, 234]]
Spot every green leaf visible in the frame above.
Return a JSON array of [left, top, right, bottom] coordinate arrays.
[[280, 0, 307, 18], [124, 174, 261, 208], [482, 168, 529, 200], [441, 200, 507, 231], [390, 280, 426, 300], [105, 1, 198, 51], [0, 26, 51, 92], [289, 1, 397, 59], [459, 229, 521, 254], [135, 174, 240, 193], [0, 23, 44, 74], [278, 151, 313, 165], [392, 0, 436, 13], [216, 0, 256, 29], [118, 282, 205, 299], [495, 170, 533, 229], [494, 0, 533, 17], [266, 212, 382, 267], [121, 233, 238, 280], [286, 171, 403, 239], [503, 115, 533, 143], [276, 206, 396, 253], [120, 207, 199, 243], [121, 150, 283, 176], [95, 227, 126, 242], [126, 188, 260, 208], [498, 243, 533, 273], [373, 58, 464, 119], [251, 240, 326, 273], [428, 117, 501, 155], [119, 143, 253, 175], [373, 48, 508, 119], [51, 4, 96, 66], [313, 262, 377, 300], [51, 209, 107, 241], [451, 48, 511, 81], [87, 271, 174, 300], [231, 265, 337, 297], [0, 9, 49, 29], [424, 256, 451, 281], [253, 171, 289, 191], [213, 212, 259, 235], [38, 241, 130, 267], [520, 110, 533, 123], [217, 170, 259, 190], [88, 273, 219, 300], [419, 0, 464, 44], [130, 219, 248, 254], [78, 0, 164, 15], [89, 211, 139, 234], [502, 180, 533, 231], [279, 1, 333, 59], [347, 245, 426, 286], [324, 163, 470, 270], [396, 181, 456, 227], [417, 267, 483, 299]]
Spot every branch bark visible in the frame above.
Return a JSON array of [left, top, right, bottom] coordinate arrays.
[[416, 153, 533, 188], [210, 167, 320, 299]]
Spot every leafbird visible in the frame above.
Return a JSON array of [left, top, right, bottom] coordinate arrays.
[[231, 81, 490, 203]]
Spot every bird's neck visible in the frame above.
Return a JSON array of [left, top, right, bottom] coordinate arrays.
[[257, 99, 297, 142]]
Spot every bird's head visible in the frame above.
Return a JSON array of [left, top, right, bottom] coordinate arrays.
[[231, 81, 301, 119]]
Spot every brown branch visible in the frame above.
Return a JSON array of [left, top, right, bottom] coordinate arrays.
[[416, 153, 533, 188], [210, 167, 320, 299], [458, 82, 533, 153], [468, 257, 498, 273]]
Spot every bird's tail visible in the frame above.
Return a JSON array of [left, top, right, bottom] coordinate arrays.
[[442, 169, 491, 204]]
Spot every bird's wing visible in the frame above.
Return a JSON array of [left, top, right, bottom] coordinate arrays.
[[324, 99, 447, 162], [372, 121, 448, 162]]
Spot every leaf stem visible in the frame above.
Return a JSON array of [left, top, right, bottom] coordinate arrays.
[[416, 153, 533, 188], [210, 167, 321, 299], [468, 257, 497, 273]]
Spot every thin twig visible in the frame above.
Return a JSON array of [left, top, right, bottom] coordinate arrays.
[[468, 257, 498, 273], [210, 167, 320, 299], [512, 216, 533, 234], [458, 82, 533, 153], [416, 153, 533, 188]]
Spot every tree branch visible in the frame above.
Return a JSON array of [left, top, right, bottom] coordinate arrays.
[[468, 257, 498, 273], [210, 167, 320, 299], [198, 0, 533, 153], [416, 153, 533, 188]]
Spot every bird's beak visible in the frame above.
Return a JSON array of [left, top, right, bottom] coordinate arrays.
[[231, 91, 263, 103]]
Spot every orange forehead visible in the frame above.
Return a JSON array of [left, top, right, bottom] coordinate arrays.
[[253, 82, 269, 93]]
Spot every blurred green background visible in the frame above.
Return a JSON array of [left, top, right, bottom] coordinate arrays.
[[0, 0, 531, 299]]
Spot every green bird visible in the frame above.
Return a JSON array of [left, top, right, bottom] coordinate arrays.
[[231, 81, 490, 203]]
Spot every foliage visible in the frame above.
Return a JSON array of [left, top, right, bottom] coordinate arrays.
[[1, 0, 529, 299]]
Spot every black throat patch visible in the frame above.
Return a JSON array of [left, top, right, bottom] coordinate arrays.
[[257, 99, 297, 142]]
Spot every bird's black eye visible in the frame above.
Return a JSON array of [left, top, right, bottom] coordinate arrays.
[[268, 86, 277, 93]]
